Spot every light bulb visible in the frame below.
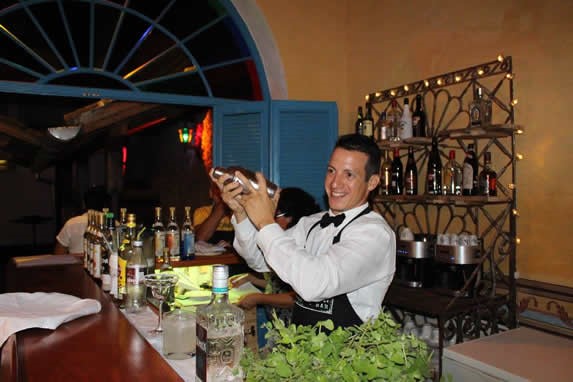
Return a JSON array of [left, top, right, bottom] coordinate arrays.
[[516, 128, 524, 134], [365, 94, 370, 101], [512, 209, 519, 216], [375, 92, 381, 98], [511, 99, 518, 106], [515, 237, 521, 245], [437, 78, 443, 85], [505, 73, 514, 80], [424, 80, 430, 87], [455, 75, 462, 82], [477, 68, 485, 76], [516, 153, 524, 160], [508, 183, 516, 190], [403, 85, 409, 91], [390, 90, 396, 96], [497, 54, 504, 62]]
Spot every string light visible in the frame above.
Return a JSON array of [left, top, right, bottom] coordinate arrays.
[[477, 68, 485, 76], [390, 90, 396, 96], [512, 209, 519, 216], [516, 153, 524, 160], [515, 237, 521, 245], [511, 99, 518, 106], [497, 54, 504, 62], [516, 128, 524, 134], [365, 94, 370, 101], [505, 73, 514, 79], [508, 183, 516, 190], [403, 85, 409, 91], [436, 78, 443, 86], [455, 75, 462, 82], [375, 92, 381, 98], [424, 80, 430, 87]]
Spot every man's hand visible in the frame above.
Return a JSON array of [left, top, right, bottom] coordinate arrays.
[[209, 168, 247, 222], [234, 171, 279, 230], [237, 293, 262, 310]]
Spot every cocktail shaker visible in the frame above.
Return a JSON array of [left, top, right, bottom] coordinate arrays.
[[212, 166, 278, 198]]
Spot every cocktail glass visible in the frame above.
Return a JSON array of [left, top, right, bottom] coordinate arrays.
[[143, 273, 179, 335]]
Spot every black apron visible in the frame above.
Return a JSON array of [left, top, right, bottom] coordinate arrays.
[[292, 207, 372, 329]]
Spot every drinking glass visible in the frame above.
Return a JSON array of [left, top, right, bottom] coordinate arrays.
[[143, 273, 179, 335]]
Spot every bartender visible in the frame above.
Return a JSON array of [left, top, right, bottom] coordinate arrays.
[[212, 134, 395, 328]]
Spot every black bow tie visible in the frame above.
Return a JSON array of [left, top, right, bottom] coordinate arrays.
[[319, 213, 346, 228]]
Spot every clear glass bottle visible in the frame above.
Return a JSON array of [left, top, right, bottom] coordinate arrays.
[[478, 151, 497, 196], [404, 146, 418, 195], [181, 206, 195, 260], [376, 111, 389, 141], [412, 94, 427, 137], [119, 213, 137, 306], [152, 207, 165, 265], [462, 143, 479, 196], [355, 106, 364, 135], [97, 212, 111, 291], [104, 212, 119, 299], [125, 240, 147, 313], [442, 150, 463, 195], [390, 147, 403, 195], [83, 210, 92, 271], [387, 99, 402, 142], [400, 98, 413, 140], [166, 207, 180, 261], [117, 207, 128, 253], [379, 150, 392, 196], [426, 137, 443, 195], [469, 87, 492, 127], [196, 265, 245, 382], [362, 102, 374, 138], [92, 212, 103, 281]]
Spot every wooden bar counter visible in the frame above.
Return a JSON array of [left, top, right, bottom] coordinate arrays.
[[1, 257, 184, 382]]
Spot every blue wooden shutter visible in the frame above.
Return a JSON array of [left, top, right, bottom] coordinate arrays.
[[270, 100, 338, 209], [212, 101, 270, 175]]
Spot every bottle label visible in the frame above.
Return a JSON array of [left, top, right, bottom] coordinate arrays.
[[126, 264, 145, 285], [118, 257, 127, 293], [362, 120, 373, 137], [93, 243, 101, 278], [462, 163, 474, 190], [154, 231, 165, 258], [166, 232, 180, 256], [182, 231, 195, 257]]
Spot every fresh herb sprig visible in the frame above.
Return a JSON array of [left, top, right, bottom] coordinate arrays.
[[241, 311, 432, 381]]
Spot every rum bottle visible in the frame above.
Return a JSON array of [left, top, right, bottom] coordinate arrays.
[[196, 265, 245, 382], [442, 150, 462, 195], [478, 151, 497, 196], [166, 207, 180, 261], [426, 137, 442, 195], [404, 146, 418, 195], [390, 148, 403, 195]]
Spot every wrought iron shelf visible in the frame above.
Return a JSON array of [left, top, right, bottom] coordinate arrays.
[[373, 195, 513, 206]]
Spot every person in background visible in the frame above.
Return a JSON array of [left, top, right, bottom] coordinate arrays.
[[231, 187, 321, 325], [54, 186, 110, 255], [213, 133, 396, 329], [193, 181, 234, 245]]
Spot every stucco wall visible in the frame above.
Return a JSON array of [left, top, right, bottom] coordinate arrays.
[[256, 0, 573, 287]]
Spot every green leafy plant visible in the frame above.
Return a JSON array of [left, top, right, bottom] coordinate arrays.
[[241, 311, 432, 381]]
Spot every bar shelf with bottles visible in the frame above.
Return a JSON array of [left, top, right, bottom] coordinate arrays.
[[362, 55, 521, 377]]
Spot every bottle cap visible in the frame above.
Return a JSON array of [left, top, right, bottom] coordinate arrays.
[[212, 264, 229, 292]]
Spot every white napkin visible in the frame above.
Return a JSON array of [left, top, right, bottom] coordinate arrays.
[[0, 292, 101, 346]]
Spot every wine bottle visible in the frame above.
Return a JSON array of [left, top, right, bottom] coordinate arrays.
[[442, 150, 462, 195], [390, 148, 403, 195], [196, 265, 245, 382], [400, 98, 413, 140], [404, 146, 418, 195], [478, 151, 497, 196], [379, 150, 392, 196], [166, 206, 180, 261], [412, 94, 426, 137], [462, 143, 479, 195], [152, 207, 165, 265], [426, 137, 442, 195], [355, 106, 364, 135], [363, 102, 374, 138]]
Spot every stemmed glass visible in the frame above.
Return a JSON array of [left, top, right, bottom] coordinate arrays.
[[144, 273, 179, 335]]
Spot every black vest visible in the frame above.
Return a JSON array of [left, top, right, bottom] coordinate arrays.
[[292, 207, 372, 329]]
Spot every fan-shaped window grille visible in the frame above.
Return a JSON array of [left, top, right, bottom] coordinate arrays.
[[0, 0, 265, 101]]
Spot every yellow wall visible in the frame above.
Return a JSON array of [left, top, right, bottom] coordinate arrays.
[[256, 0, 573, 287]]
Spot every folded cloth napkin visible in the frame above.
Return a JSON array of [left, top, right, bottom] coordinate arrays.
[[0, 292, 101, 347]]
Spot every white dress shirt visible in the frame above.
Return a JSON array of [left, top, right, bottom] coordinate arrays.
[[232, 203, 396, 323]]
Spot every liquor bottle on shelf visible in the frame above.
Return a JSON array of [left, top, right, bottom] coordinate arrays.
[[355, 106, 364, 135], [379, 150, 392, 196], [181, 206, 195, 260], [387, 99, 402, 142], [404, 146, 418, 195], [478, 151, 497, 196], [442, 150, 463, 195], [98, 212, 111, 291], [125, 240, 147, 313], [196, 265, 245, 382], [166, 207, 180, 262], [469, 87, 492, 127], [152, 207, 165, 265], [104, 212, 119, 299], [390, 148, 403, 195], [376, 111, 390, 141], [362, 102, 374, 138], [91, 212, 103, 281], [118, 213, 137, 307], [117, 207, 128, 252], [83, 210, 92, 271], [426, 137, 442, 195], [462, 143, 479, 195], [400, 98, 413, 140], [412, 94, 427, 137]]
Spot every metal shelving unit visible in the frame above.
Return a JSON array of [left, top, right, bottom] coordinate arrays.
[[368, 56, 520, 378]]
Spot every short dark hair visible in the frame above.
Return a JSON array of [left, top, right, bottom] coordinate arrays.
[[334, 134, 381, 179], [277, 187, 320, 228]]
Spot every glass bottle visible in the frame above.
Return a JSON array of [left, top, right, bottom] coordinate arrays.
[[181, 206, 195, 260], [390, 148, 403, 195], [92, 212, 103, 281], [83, 210, 92, 271], [379, 150, 392, 196], [362, 102, 374, 138], [426, 137, 442, 195], [355, 106, 364, 135], [119, 213, 137, 306], [387, 99, 402, 142], [166, 207, 180, 262], [117, 207, 128, 253], [125, 240, 147, 313], [376, 111, 390, 141], [152, 207, 165, 265], [212, 167, 279, 198], [404, 146, 418, 195], [478, 151, 497, 196], [442, 150, 463, 195], [462, 143, 479, 196], [105, 212, 119, 299], [400, 98, 413, 140], [412, 94, 427, 137], [469, 87, 492, 127], [98, 212, 112, 291], [196, 265, 245, 382]]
